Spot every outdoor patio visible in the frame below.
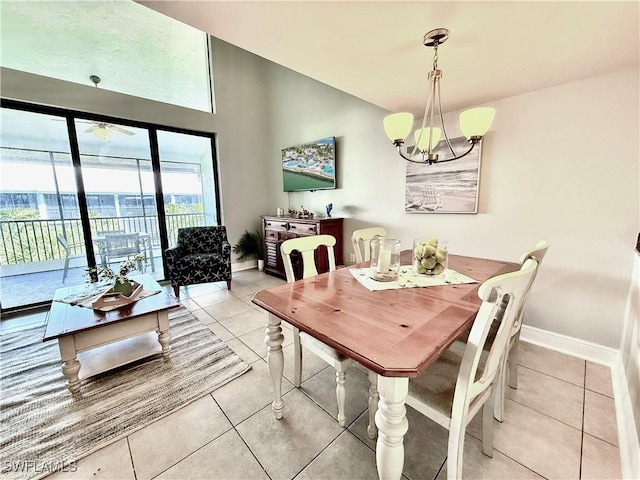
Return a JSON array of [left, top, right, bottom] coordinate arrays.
[[0, 258, 165, 311]]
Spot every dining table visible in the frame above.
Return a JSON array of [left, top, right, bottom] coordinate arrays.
[[251, 250, 519, 480]]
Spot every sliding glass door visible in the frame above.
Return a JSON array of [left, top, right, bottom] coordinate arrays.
[[157, 130, 217, 247], [0, 101, 219, 311], [76, 121, 164, 279]]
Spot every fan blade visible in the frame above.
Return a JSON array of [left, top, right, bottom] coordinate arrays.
[[85, 126, 97, 133], [110, 125, 135, 136]]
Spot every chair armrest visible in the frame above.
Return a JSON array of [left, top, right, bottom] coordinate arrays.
[[221, 240, 231, 258], [164, 245, 184, 263]]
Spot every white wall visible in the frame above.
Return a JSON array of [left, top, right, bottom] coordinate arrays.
[[616, 246, 639, 478], [2, 39, 638, 350]]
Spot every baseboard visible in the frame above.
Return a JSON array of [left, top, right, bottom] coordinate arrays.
[[231, 260, 257, 272], [611, 352, 640, 480], [520, 324, 618, 366], [520, 325, 638, 478]]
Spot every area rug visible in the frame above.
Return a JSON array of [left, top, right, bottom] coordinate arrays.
[[0, 307, 251, 480]]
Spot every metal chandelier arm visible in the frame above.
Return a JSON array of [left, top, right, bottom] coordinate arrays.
[[433, 137, 479, 163], [395, 137, 480, 164]]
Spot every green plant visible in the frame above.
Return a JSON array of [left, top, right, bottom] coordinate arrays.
[[233, 230, 263, 261], [86, 254, 146, 285]]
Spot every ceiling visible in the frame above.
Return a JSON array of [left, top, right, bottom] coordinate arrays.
[[139, 1, 639, 116]]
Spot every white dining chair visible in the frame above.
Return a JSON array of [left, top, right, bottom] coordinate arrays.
[[350, 227, 386, 263], [494, 240, 549, 421], [393, 259, 539, 479], [280, 234, 353, 426]]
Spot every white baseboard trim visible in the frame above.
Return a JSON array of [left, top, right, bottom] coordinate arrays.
[[520, 325, 639, 478], [520, 324, 617, 366], [231, 260, 257, 272]]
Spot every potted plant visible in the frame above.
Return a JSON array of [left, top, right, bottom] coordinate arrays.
[[233, 230, 264, 271], [86, 254, 146, 295]]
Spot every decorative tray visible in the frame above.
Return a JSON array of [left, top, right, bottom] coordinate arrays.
[[91, 281, 143, 310]]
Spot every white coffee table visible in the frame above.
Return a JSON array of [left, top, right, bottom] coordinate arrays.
[[44, 274, 179, 393]]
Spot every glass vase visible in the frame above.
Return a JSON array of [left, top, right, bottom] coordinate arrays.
[[412, 238, 449, 278]]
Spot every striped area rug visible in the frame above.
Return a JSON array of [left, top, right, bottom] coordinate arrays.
[[0, 307, 251, 480]]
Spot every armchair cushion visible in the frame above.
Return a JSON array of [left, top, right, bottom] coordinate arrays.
[[165, 226, 232, 296]]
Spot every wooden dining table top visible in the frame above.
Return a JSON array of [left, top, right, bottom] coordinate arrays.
[[252, 251, 519, 378]]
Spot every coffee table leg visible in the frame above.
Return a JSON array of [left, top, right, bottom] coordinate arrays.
[[58, 337, 81, 394], [157, 312, 171, 357], [264, 313, 284, 419], [375, 376, 409, 480]]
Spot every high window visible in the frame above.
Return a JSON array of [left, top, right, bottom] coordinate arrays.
[[0, 1, 213, 112]]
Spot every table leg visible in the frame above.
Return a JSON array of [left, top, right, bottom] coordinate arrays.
[[367, 370, 379, 439], [157, 312, 171, 357], [264, 313, 285, 419], [375, 376, 409, 480], [58, 336, 82, 393]]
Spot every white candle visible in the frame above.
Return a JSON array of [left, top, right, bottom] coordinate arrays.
[[377, 249, 391, 273]]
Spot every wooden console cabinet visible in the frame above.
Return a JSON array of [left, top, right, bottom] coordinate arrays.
[[261, 215, 343, 280]]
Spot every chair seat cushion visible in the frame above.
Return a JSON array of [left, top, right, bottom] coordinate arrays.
[[299, 332, 351, 365], [409, 348, 461, 418], [172, 253, 231, 285], [176, 253, 226, 269], [408, 347, 487, 422]]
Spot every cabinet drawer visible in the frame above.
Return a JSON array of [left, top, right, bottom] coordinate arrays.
[[288, 222, 317, 235], [264, 229, 280, 241], [264, 220, 288, 230]]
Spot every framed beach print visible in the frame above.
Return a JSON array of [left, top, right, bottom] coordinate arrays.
[[405, 136, 482, 214]]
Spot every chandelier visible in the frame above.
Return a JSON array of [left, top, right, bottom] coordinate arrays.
[[383, 28, 495, 164]]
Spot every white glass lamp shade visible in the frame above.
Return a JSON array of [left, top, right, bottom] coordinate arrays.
[[459, 107, 495, 138], [94, 127, 112, 139], [414, 127, 441, 152], [383, 112, 414, 143]]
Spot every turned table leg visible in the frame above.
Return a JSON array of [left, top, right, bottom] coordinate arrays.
[[58, 336, 82, 393], [375, 376, 409, 480], [367, 370, 379, 439], [157, 312, 171, 357], [264, 313, 285, 419]]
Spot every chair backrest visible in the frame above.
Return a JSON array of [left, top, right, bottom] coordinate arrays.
[[177, 226, 228, 255], [453, 259, 539, 414], [511, 240, 550, 333], [97, 229, 125, 236], [280, 234, 336, 283], [351, 227, 386, 263], [105, 233, 140, 257], [57, 234, 70, 252]]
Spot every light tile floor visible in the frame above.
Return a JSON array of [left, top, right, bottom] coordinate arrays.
[[1, 269, 623, 479]]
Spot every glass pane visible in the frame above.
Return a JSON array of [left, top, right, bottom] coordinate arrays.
[[0, 108, 87, 308], [76, 121, 165, 282], [157, 131, 216, 247], [1, 2, 212, 112]]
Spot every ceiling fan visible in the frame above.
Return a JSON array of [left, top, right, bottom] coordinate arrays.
[[80, 74, 135, 139], [80, 121, 135, 139]]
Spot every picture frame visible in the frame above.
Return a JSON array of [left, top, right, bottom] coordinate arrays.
[[405, 136, 482, 214]]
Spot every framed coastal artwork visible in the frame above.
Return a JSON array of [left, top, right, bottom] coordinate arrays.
[[405, 136, 482, 214]]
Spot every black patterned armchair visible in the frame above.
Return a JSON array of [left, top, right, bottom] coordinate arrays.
[[165, 226, 232, 298]]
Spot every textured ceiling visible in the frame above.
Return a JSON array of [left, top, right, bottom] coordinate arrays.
[[139, 1, 640, 116]]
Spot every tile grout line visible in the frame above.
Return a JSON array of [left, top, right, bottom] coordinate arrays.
[[579, 360, 586, 479]]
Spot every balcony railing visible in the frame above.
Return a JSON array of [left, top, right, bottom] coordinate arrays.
[[0, 213, 205, 268]]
